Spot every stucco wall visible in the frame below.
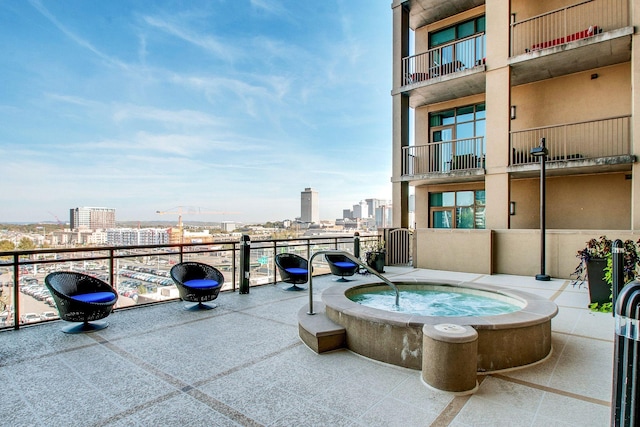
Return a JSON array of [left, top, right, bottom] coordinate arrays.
[[511, 64, 631, 130], [416, 228, 493, 274], [511, 172, 631, 230], [416, 228, 640, 278]]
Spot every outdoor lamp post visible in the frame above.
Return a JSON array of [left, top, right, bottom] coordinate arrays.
[[530, 138, 551, 281]]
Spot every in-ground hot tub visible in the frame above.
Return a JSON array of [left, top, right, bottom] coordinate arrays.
[[321, 280, 558, 372]]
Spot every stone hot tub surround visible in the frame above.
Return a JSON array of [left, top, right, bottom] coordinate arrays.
[[320, 280, 558, 372]]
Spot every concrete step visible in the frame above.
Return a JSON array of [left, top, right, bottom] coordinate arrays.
[[297, 302, 346, 353]]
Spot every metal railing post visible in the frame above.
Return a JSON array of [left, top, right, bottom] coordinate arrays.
[[239, 235, 250, 294], [613, 239, 624, 311], [612, 280, 640, 426], [12, 254, 19, 329]]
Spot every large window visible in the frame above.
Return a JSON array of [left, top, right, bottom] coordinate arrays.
[[430, 190, 485, 229], [430, 103, 485, 171], [429, 16, 486, 48], [429, 16, 486, 71]]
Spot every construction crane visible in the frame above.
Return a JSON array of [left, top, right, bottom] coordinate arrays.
[[48, 211, 64, 230], [156, 206, 240, 243]]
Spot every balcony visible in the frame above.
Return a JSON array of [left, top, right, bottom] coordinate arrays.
[[0, 235, 380, 329], [400, 136, 485, 183], [509, 0, 632, 85], [395, 33, 486, 107], [396, 0, 486, 30], [509, 115, 634, 175]]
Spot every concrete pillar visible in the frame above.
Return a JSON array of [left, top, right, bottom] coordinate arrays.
[[422, 324, 478, 394], [631, 0, 640, 230], [391, 2, 409, 229]]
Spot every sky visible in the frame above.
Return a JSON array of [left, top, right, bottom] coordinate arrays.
[[0, 0, 392, 224]]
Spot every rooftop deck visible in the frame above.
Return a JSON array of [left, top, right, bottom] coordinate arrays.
[[1, 267, 612, 426]]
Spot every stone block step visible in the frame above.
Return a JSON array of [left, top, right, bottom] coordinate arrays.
[[297, 302, 346, 353]]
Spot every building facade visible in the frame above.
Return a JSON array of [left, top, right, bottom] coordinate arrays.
[[391, 0, 639, 277], [300, 187, 320, 224], [69, 207, 116, 230]]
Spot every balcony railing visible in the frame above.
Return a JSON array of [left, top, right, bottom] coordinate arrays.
[[510, 0, 629, 57], [402, 33, 486, 86], [0, 234, 380, 330], [402, 137, 485, 176], [510, 115, 631, 165]]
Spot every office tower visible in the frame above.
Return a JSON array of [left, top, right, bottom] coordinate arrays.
[[300, 188, 319, 224]]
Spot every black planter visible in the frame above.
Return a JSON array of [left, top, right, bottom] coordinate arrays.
[[367, 251, 385, 273], [586, 258, 610, 304]]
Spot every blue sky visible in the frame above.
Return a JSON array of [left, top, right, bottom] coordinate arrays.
[[0, 0, 392, 224]]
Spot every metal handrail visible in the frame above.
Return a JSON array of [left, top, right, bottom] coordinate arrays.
[[306, 250, 399, 315], [0, 234, 382, 329]]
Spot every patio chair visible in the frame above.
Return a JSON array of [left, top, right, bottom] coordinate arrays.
[[44, 271, 118, 334], [325, 254, 359, 282], [275, 253, 309, 291], [170, 262, 224, 310]]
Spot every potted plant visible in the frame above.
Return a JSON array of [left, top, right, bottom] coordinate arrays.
[[572, 236, 640, 312], [364, 240, 386, 273]]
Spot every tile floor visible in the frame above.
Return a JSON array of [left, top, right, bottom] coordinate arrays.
[[0, 267, 616, 426]]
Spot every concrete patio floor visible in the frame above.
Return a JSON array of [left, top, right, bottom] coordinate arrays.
[[0, 267, 614, 426]]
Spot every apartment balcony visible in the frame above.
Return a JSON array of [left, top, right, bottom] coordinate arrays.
[[509, 115, 634, 176], [394, 33, 486, 108], [509, 0, 632, 85], [395, 0, 486, 30], [400, 136, 485, 184]]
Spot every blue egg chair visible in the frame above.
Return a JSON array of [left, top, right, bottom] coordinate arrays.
[[170, 262, 224, 310], [325, 254, 359, 282], [275, 253, 309, 291], [45, 271, 118, 334]]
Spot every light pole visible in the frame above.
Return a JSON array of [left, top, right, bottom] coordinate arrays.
[[530, 138, 551, 281]]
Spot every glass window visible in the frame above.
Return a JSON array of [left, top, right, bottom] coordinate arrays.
[[430, 109, 454, 127], [476, 103, 486, 119], [430, 27, 456, 47], [477, 16, 486, 32], [456, 106, 475, 122], [429, 16, 485, 48], [429, 103, 485, 142], [430, 192, 455, 207], [456, 207, 475, 228], [433, 211, 453, 228], [457, 21, 475, 39], [456, 191, 474, 206], [429, 190, 485, 229]]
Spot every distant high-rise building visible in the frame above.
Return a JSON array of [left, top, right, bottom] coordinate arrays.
[[365, 198, 386, 218], [300, 187, 319, 224], [352, 201, 368, 219], [70, 207, 116, 230]]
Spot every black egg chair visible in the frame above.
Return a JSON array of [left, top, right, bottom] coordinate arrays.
[[275, 253, 309, 291], [325, 254, 359, 282], [45, 271, 118, 334], [170, 262, 224, 310]]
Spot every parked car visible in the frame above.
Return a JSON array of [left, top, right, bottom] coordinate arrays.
[[20, 313, 40, 324], [40, 311, 58, 321]]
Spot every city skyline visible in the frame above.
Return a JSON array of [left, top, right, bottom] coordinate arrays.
[[0, 1, 392, 224]]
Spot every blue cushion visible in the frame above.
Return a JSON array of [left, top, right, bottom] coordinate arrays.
[[334, 261, 356, 268], [71, 292, 116, 304], [184, 279, 220, 289], [285, 268, 308, 275]]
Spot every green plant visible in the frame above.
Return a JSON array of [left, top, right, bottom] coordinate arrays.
[[572, 236, 640, 313], [572, 236, 639, 286], [362, 239, 385, 255]]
